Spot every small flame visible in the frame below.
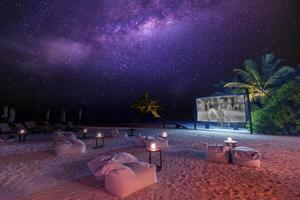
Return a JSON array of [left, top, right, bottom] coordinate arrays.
[[150, 143, 156, 150], [20, 129, 25, 134], [83, 128, 87, 133], [227, 137, 232, 142], [97, 133, 102, 137], [162, 132, 167, 137]]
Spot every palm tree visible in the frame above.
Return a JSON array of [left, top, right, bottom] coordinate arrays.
[[224, 53, 295, 102], [131, 92, 161, 119]]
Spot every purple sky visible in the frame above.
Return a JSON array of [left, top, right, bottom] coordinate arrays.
[[0, 0, 299, 122]]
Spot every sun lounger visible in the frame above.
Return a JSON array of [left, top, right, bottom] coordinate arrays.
[[42, 121, 55, 131], [15, 123, 29, 133], [24, 121, 44, 133], [0, 123, 15, 133], [53, 122, 66, 130]]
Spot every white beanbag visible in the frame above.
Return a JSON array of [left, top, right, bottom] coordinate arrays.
[[135, 136, 155, 147], [231, 146, 261, 168], [111, 129, 128, 138], [54, 139, 86, 156], [105, 162, 157, 198], [87, 152, 138, 180], [156, 138, 168, 149], [204, 144, 230, 163], [53, 131, 76, 146]]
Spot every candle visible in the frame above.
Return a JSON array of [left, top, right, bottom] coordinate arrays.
[[97, 133, 102, 137], [20, 129, 25, 134], [162, 132, 168, 138], [83, 128, 87, 133], [227, 137, 232, 142], [150, 143, 156, 150]]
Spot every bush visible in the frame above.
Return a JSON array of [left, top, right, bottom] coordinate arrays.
[[251, 77, 300, 135]]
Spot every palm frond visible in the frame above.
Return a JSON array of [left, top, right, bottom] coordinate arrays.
[[233, 69, 256, 85], [224, 82, 254, 89], [264, 66, 295, 88]]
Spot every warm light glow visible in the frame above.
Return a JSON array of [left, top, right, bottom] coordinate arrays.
[[227, 137, 232, 142], [97, 132, 102, 137], [20, 129, 25, 134], [150, 142, 156, 150], [161, 132, 168, 138], [83, 128, 87, 133]]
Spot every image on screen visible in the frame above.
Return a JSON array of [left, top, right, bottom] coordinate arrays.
[[196, 95, 246, 123]]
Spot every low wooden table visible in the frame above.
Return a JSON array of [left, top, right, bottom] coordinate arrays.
[[128, 128, 135, 137], [147, 148, 162, 171], [95, 135, 105, 149], [81, 129, 88, 139], [18, 133, 26, 142]]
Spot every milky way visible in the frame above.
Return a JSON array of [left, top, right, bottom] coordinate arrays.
[[0, 0, 299, 122]]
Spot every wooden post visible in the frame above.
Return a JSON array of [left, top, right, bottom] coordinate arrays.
[[193, 99, 197, 130], [246, 89, 253, 134]]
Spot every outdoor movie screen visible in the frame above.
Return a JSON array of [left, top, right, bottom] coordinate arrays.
[[196, 95, 246, 123]]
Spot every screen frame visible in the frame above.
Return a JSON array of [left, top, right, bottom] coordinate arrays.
[[195, 94, 248, 123]]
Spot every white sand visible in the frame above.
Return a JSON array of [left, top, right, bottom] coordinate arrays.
[[1, 128, 300, 200]]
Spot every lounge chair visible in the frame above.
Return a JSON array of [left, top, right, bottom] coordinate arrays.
[[24, 121, 44, 133], [0, 123, 15, 133], [53, 122, 66, 130], [42, 121, 55, 131], [15, 123, 29, 133], [66, 121, 82, 131]]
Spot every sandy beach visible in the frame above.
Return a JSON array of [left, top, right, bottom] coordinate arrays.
[[1, 128, 300, 200]]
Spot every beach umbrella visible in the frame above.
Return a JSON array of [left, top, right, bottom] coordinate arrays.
[[61, 109, 66, 123], [8, 108, 16, 123], [45, 109, 50, 121]]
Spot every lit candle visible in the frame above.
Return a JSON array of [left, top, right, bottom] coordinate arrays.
[[83, 128, 87, 133], [161, 132, 167, 138], [227, 137, 232, 142], [97, 133, 102, 137], [150, 143, 156, 150], [20, 129, 25, 134]]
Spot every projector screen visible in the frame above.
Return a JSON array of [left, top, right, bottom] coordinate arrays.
[[196, 95, 246, 123]]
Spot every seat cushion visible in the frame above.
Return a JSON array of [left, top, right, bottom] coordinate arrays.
[[105, 164, 157, 198], [204, 144, 230, 163], [54, 138, 85, 156], [231, 146, 261, 168], [87, 152, 138, 180]]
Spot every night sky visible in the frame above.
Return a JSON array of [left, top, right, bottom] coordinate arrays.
[[0, 0, 299, 123]]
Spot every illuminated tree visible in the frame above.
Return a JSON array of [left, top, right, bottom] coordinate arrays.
[[224, 53, 295, 101], [131, 92, 161, 118]]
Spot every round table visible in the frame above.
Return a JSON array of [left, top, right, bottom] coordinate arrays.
[[224, 140, 237, 148], [147, 147, 162, 171]]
